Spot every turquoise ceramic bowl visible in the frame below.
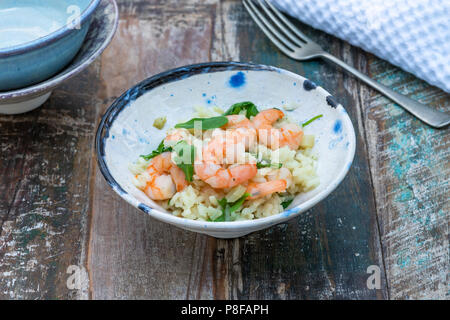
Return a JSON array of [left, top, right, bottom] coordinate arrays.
[[0, 0, 101, 91]]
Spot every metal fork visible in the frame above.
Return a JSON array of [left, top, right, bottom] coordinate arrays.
[[243, 0, 450, 128]]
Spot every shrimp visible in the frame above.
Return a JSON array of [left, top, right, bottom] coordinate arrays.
[[224, 115, 254, 129], [251, 109, 303, 150], [195, 133, 257, 189], [246, 179, 287, 199], [223, 115, 257, 150], [144, 152, 188, 200], [165, 128, 190, 145], [267, 167, 293, 188]]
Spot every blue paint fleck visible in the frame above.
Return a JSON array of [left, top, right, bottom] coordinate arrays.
[[122, 128, 129, 136], [293, 82, 297, 86], [138, 204, 151, 214], [303, 80, 317, 91], [229, 71, 246, 88], [202, 93, 207, 97], [111, 135, 115, 139], [333, 120, 342, 134], [170, 93, 174, 97], [207, 99, 212, 104], [282, 208, 298, 217], [328, 135, 344, 149], [138, 137, 149, 144]]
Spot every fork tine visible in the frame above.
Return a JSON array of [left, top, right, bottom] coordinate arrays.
[[257, 0, 305, 46], [264, 0, 312, 43], [243, 0, 297, 53]]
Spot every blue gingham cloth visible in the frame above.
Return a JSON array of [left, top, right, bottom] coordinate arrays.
[[272, 0, 450, 92]]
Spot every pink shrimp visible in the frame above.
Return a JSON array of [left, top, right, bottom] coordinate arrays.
[[222, 115, 257, 150], [246, 180, 287, 200], [164, 128, 189, 144], [223, 115, 254, 129], [195, 133, 257, 189], [144, 152, 188, 200], [251, 109, 303, 150]]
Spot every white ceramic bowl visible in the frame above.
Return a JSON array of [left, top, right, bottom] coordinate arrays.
[[96, 62, 356, 238]]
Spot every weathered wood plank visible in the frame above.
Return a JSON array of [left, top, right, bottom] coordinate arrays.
[[87, 0, 229, 299], [232, 15, 388, 299], [1, 0, 445, 300], [0, 66, 99, 299], [364, 58, 449, 299]]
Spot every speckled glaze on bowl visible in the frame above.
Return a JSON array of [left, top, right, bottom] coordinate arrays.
[[0, 0, 118, 114], [0, 0, 101, 91], [96, 62, 356, 238]]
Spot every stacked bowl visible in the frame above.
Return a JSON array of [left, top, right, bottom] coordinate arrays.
[[0, 0, 118, 114]]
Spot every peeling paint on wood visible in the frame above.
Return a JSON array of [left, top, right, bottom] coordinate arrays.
[[88, 0, 230, 299], [0, 65, 99, 299], [365, 58, 449, 299], [0, 0, 447, 300]]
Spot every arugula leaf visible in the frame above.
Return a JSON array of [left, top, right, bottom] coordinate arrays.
[[223, 101, 259, 119], [229, 193, 250, 213], [302, 114, 323, 127], [213, 193, 250, 222], [213, 198, 228, 222], [217, 198, 228, 208], [256, 161, 282, 169], [173, 140, 196, 182], [281, 198, 294, 209], [140, 140, 172, 160], [175, 116, 228, 130]]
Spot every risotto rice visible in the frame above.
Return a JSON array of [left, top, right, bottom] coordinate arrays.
[[129, 104, 320, 221]]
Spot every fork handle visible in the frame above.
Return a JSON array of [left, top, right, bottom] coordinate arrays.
[[319, 52, 450, 128]]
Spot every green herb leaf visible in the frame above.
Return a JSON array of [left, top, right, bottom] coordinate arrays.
[[213, 193, 250, 222], [281, 198, 294, 209], [177, 163, 194, 183], [175, 116, 228, 130], [217, 198, 228, 209], [256, 161, 282, 169], [173, 140, 196, 182], [229, 193, 250, 213], [140, 140, 172, 160], [212, 215, 225, 222], [213, 198, 228, 222], [223, 101, 259, 119], [302, 114, 323, 127]]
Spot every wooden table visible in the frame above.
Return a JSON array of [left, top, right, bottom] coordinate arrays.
[[0, 0, 448, 300]]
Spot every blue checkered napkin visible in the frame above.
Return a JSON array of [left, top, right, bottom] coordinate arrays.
[[271, 0, 450, 92]]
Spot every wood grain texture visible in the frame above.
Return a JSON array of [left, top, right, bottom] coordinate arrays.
[[0, 65, 99, 299], [364, 59, 449, 299], [0, 0, 447, 300], [87, 0, 227, 299], [235, 15, 388, 300]]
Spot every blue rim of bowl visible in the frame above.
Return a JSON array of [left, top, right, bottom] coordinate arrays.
[[0, 0, 118, 100], [0, 0, 101, 57], [96, 61, 356, 232]]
